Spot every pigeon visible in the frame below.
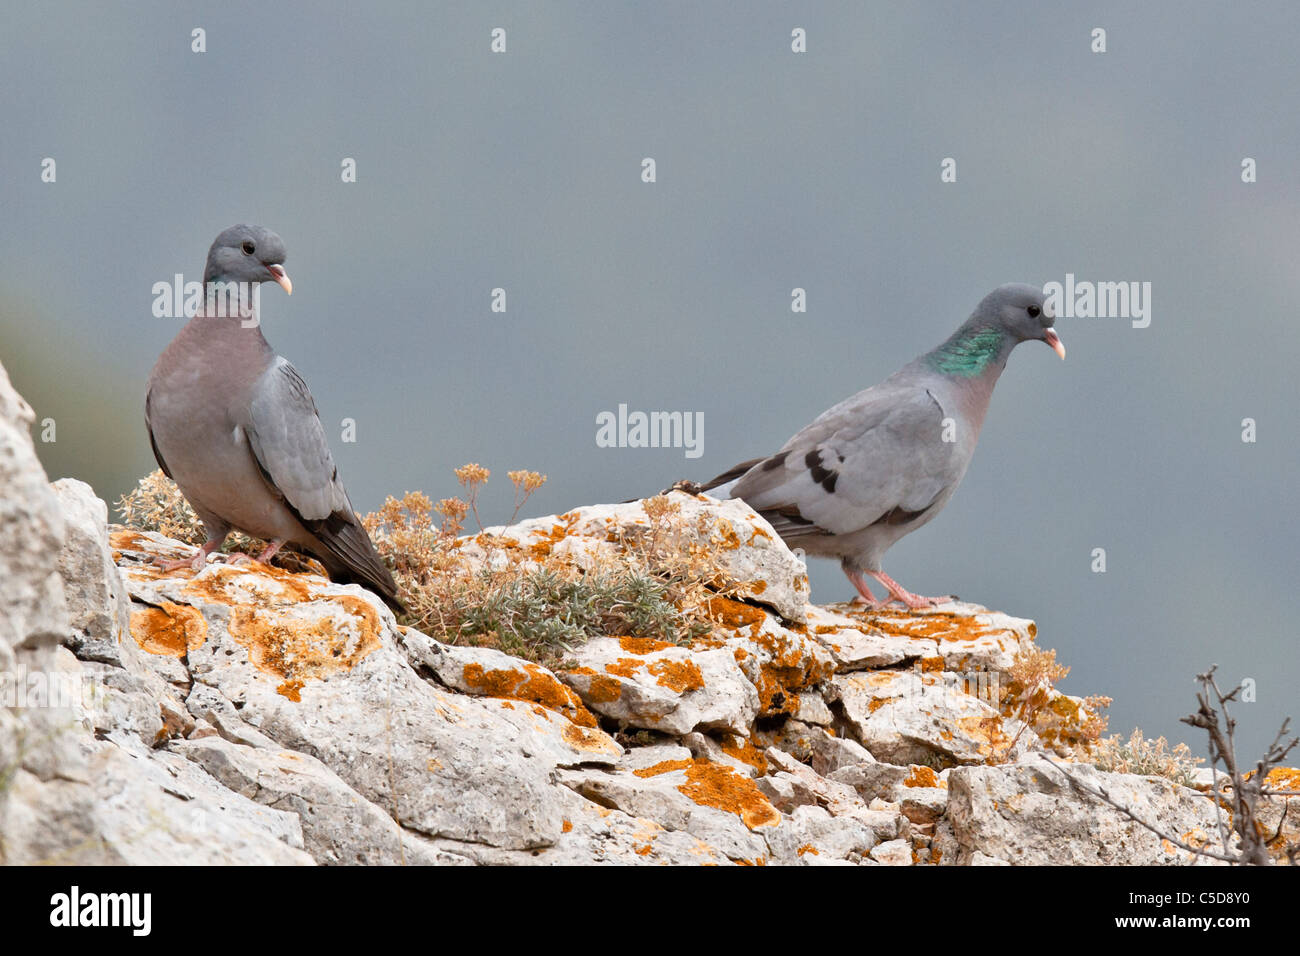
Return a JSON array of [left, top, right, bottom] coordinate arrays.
[[699, 284, 1064, 609], [145, 224, 403, 612]]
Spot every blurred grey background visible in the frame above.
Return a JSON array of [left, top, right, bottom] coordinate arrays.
[[2, 2, 1296, 759]]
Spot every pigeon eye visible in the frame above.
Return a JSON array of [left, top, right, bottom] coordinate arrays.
[[241, 241, 256, 255], [1027, 305, 1040, 318]]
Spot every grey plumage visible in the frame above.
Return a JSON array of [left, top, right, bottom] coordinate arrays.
[[702, 283, 1064, 609], [146, 225, 402, 611]]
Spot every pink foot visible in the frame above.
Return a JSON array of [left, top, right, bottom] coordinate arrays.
[[868, 570, 955, 610], [842, 567, 887, 608], [153, 539, 221, 574], [225, 540, 284, 568], [255, 540, 285, 563]]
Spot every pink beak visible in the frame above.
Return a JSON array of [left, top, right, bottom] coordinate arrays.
[[1044, 328, 1065, 360], [267, 264, 293, 296]]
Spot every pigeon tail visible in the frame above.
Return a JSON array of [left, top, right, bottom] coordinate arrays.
[[304, 510, 404, 613]]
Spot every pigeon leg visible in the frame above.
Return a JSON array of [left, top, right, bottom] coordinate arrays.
[[224, 539, 285, 567], [154, 536, 224, 573], [255, 539, 285, 563], [868, 570, 955, 611], [842, 565, 886, 607]]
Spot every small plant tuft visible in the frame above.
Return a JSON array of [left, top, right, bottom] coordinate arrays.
[[1091, 728, 1202, 786]]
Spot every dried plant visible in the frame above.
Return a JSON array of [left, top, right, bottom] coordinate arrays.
[[361, 473, 722, 667], [115, 470, 261, 554], [1091, 728, 1202, 786], [999, 645, 1109, 759], [1043, 664, 1298, 865], [115, 470, 206, 545], [620, 495, 750, 635], [1180, 666, 1298, 864]]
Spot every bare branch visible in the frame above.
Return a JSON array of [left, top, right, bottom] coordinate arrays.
[[1038, 754, 1239, 864]]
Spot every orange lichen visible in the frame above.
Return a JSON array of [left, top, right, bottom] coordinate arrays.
[[903, 766, 946, 789], [919, 656, 945, 673], [706, 596, 767, 630], [562, 820, 573, 833], [845, 608, 1011, 646], [743, 626, 837, 717], [636, 757, 781, 830], [720, 734, 768, 774], [635, 758, 695, 778], [561, 721, 617, 753], [1262, 767, 1300, 791], [617, 636, 675, 655], [635, 844, 654, 856], [227, 594, 381, 682], [177, 567, 383, 699], [527, 523, 571, 558], [647, 658, 705, 693], [128, 601, 208, 657], [953, 714, 1013, 758], [462, 660, 598, 726], [183, 560, 330, 607], [109, 529, 159, 553], [797, 844, 820, 856], [605, 657, 645, 679], [580, 673, 623, 704], [716, 524, 743, 551]]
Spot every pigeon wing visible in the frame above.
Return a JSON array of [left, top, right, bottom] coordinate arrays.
[[243, 358, 400, 607], [731, 382, 956, 537]]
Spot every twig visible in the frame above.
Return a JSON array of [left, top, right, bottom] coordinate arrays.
[[1038, 754, 1239, 863]]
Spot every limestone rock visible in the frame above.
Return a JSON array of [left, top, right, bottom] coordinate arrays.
[[1, 357, 1251, 867], [869, 838, 914, 865], [176, 736, 454, 865], [832, 668, 1036, 766], [561, 635, 758, 735], [472, 493, 810, 623], [557, 755, 782, 864], [52, 478, 133, 668], [4, 739, 313, 865], [944, 753, 1228, 865]]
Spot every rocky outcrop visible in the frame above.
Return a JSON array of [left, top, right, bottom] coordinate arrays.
[[0, 359, 1291, 865]]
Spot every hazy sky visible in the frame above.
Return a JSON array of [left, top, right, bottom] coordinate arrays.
[[2, 2, 1296, 759]]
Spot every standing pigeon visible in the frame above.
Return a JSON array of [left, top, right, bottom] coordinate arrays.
[[700, 284, 1064, 609], [145, 224, 402, 611]]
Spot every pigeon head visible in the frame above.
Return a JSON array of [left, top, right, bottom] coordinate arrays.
[[203, 224, 292, 295], [979, 283, 1065, 359]]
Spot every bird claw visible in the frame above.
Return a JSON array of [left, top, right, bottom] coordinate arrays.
[[152, 549, 209, 574], [890, 593, 956, 611]]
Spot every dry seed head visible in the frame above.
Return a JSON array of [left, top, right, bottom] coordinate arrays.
[[508, 470, 547, 493], [455, 463, 491, 487]]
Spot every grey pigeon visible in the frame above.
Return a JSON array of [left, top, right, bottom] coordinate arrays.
[[145, 224, 402, 611], [700, 284, 1064, 609]]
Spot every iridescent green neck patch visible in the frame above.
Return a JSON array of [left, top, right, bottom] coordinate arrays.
[[928, 328, 1006, 377]]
